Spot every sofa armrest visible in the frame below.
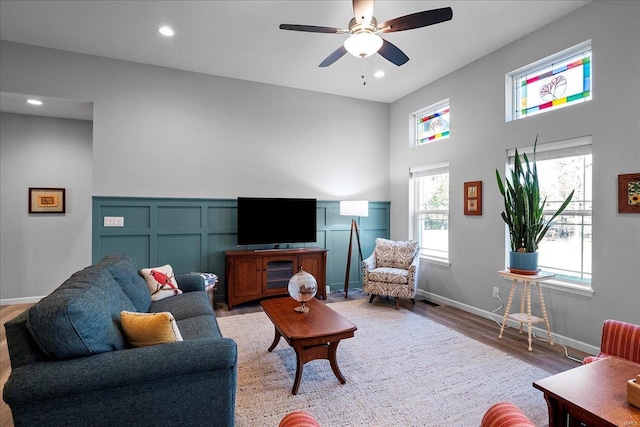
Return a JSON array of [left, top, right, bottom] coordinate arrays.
[[362, 254, 376, 272], [409, 252, 420, 275], [583, 354, 608, 364], [175, 273, 205, 292], [3, 337, 237, 404]]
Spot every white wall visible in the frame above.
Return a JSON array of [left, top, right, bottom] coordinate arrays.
[[0, 113, 93, 300], [0, 41, 390, 200], [0, 41, 390, 301], [389, 1, 640, 350]]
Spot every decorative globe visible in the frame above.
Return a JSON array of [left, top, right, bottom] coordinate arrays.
[[288, 267, 318, 312]]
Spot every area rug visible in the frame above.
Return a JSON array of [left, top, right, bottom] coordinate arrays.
[[217, 299, 550, 426]]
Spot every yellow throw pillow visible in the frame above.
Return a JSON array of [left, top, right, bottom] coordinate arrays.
[[120, 311, 183, 348], [140, 264, 183, 301]]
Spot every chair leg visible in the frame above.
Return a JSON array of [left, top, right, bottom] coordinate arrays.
[[369, 294, 376, 304], [394, 297, 399, 310], [411, 298, 415, 305]]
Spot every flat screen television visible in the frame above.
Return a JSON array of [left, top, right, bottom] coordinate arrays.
[[237, 197, 317, 247]]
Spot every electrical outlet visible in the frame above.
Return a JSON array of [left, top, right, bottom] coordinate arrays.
[[492, 286, 500, 298], [104, 216, 124, 227]]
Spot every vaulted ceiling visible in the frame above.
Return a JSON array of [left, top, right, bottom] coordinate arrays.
[[1, 0, 590, 115]]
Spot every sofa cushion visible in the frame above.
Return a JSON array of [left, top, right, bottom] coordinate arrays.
[[367, 267, 409, 284], [26, 266, 136, 359], [120, 311, 183, 347], [150, 291, 214, 320], [98, 253, 151, 312], [374, 238, 418, 269], [140, 264, 183, 301], [176, 315, 223, 340]]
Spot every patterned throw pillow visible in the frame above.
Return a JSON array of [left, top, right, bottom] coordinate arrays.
[[140, 264, 183, 301], [120, 311, 183, 348], [374, 238, 418, 269]]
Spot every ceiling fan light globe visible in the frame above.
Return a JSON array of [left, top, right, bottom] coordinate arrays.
[[344, 32, 383, 58]]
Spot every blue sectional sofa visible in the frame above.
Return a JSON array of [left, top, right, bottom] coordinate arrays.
[[3, 254, 237, 427]]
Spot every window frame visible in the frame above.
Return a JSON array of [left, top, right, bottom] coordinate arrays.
[[411, 99, 450, 147], [506, 40, 592, 122], [409, 162, 450, 265], [505, 136, 594, 297]]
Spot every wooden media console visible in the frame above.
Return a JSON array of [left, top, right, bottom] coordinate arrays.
[[224, 248, 327, 310]]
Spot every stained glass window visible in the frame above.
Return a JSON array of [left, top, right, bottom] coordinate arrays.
[[414, 100, 449, 145], [510, 42, 591, 120]]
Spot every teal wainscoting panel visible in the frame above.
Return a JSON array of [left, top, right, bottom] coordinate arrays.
[[93, 198, 389, 305], [98, 236, 150, 268], [157, 234, 202, 272], [158, 206, 202, 228], [208, 206, 237, 231]]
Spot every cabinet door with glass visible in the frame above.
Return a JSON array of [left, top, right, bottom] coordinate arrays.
[[262, 255, 298, 295]]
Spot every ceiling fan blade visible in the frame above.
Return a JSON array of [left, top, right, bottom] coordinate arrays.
[[378, 7, 453, 33], [279, 24, 343, 34], [378, 39, 409, 66], [353, 0, 374, 27], [319, 45, 348, 67]]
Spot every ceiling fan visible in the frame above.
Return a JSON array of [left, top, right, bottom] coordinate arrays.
[[279, 0, 453, 67]]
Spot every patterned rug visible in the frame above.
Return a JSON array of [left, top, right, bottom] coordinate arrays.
[[217, 299, 550, 426]]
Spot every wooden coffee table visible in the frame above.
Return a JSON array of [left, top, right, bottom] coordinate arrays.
[[533, 356, 640, 426], [260, 297, 357, 395]]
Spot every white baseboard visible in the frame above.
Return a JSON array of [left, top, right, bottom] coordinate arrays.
[[0, 296, 43, 306], [415, 289, 599, 356]]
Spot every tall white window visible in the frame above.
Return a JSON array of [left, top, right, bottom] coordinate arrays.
[[507, 41, 591, 121], [412, 99, 450, 146], [410, 163, 449, 263], [507, 137, 592, 288]]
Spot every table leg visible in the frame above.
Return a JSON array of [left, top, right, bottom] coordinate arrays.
[[519, 282, 527, 334], [267, 328, 281, 352], [537, 282, 554, 346], [543, 394, 566, 427], [328, 341, 346, 384], [525, 281, 534, 351], [499, 280, 518, 339], [292, 348, 304, 395]]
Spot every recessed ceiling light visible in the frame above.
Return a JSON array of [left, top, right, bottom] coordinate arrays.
[[374, 71, 385, 78], [27, 99, 43, 106], [158, 26, 174, 37]]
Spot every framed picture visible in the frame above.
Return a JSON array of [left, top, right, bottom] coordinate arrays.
[[464, 181, 482, 215], [618, 173, 640, 213], [29, 188, 66, 214]]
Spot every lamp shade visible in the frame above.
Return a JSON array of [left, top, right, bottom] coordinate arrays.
[[343, 33, 383, 58], [340, 200, 369, 217]]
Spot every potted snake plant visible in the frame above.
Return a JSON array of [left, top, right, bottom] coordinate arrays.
[[495, 136, 574, 274]]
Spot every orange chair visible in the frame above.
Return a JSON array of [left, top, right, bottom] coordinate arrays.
[[583, 319, 640, 364], [279, 411, 320, 427], [481, 402, 535, 427]]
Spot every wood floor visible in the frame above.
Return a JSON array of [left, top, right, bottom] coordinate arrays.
[[0, 290, 589, 426]]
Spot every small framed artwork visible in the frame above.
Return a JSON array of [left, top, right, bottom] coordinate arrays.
[[618, 173, 640, 213], [464, 181, 482, 215], [29, 188, 66, 214]]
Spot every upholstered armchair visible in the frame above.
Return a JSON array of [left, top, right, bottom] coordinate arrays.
[[583, 319, 640, 364], [362, 238, 420, 310], [480, 402, 535, 427]]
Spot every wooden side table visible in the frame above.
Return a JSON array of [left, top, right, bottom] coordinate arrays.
[[497, 269, 555, 351]]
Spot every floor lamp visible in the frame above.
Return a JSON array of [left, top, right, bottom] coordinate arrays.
[[340, 200, 368, 299]]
